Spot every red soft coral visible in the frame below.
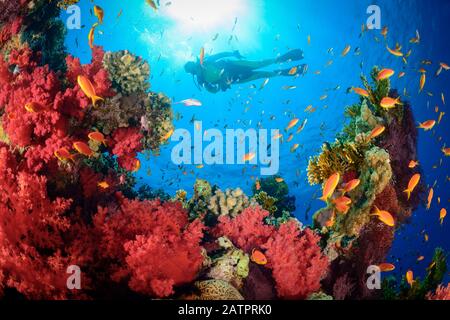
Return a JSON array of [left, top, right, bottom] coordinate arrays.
[[262, 222, 329, 299], [215, 206, 274, 252], [93, 199, 205, 297], [110, 127, 143, 171]]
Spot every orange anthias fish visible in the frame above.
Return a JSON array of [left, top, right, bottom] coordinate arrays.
[[417, 120, 436, 131], [440, 208, 447, 225], [255, 180, 261, 191], [372, 206, 395, 227], [378, 263, 395, 272], [319, 172, 340, 202], [24, 102, 48, 113], [290, 143, 300, 153], [243, 152, 256, 162], [288, 66, 298, 75], [368, 125, 385, 140], [77, 75, 104, 107], [381, 26, 388, 38], [199, 47, 205, 66], [88, 22, 98, 49], [442, 147, 450, 156], [88, 131, 107, 146], [406, 270, 414, 287], [333, 196, 352, 214], [73, 141, 94, 157], [426, 188, 434, 210], [54, 147, 74, 162], [377, 68, 395, 81], [419, 73, 426, 93], [380, 96, 401, 109], [97, 181, 110, 189], [408, 160, 419, 168], [440, 62, 450, 70], [161, 128, 174, 142], [341, 45, 351, 57], [398, 71, 406, 78], [404, 173, 420, 200], [353, 87, 369, 97], [386, 45, 403, 57], [341, 179, 360, 194], [132, 158, 141, 172], [285, 118, 299, 131], [251, 249, 268, 265], [146, 0, 158, 11], [93, 5, 104, 24]]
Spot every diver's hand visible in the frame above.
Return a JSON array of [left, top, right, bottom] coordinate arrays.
[[233, 50, 244, 59]]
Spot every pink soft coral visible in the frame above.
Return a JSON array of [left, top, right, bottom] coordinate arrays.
[[262, 221, 329, 299], [427, 284, 450, 300], [215, 206, 274, 252], [92, 199, 205, 297]]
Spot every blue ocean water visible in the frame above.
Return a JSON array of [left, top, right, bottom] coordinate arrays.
[[62, 0, 449, 284]]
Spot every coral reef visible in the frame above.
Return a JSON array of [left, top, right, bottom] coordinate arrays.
[[208, 187, 255, 218], [103, 50, 150, 95], [187, 280, 244, 300]]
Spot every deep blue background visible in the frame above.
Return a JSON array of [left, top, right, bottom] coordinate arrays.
[[62, 0, 449, 285]]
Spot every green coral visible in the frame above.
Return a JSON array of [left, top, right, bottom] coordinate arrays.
[[103, 50, 150, 95], [141, 92, 174, 152], [307, 291, 334, 300], [333, 146, 392, 236], [307, 140, 367, 185], [253, 191, 278, 214]]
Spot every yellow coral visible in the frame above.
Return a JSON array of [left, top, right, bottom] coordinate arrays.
[[208, 188, 256, 217], [189, 280, 244, 300]]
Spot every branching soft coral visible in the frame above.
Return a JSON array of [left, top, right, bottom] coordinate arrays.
[[427, 284, 450, 300], [110, 127, 143, 171], [215, 206, 274, 252], [92, 199, 205, 298], [262, 222, 329, 299]]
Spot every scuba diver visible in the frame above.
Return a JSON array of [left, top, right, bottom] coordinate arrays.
[[184, 49, 307, 93]]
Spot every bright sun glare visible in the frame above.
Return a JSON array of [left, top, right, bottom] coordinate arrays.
[[162, 0, 248, 32]]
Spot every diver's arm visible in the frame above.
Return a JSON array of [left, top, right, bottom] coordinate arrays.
[[203, 82, 220, 93], [206, 51, 243, 62]]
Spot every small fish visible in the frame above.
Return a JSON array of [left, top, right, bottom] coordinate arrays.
[[419, 73, 426, 93], [381, 26, 388, 38], [372, 206, 395, 227], [426, 188, 434, 210], [132, 159, 141, 172], [290, 143, 300, 153], [161, 128, 174, 142], [97, 181, 110, 189], [24, 102, 48, 113], [406, 270, 414, 287], [251, 249, 267, 265], [243, 152, 256, 162], [438, 111, 445, 124], [386, 45, 403, 57], [378, 263, 395, 272], [88, 22, 98, 49], [417, 120, 436, 131], [275, 177, 284, 183], [88, 131, 107, 146], [368, 125, 385, 140], [440, 62, 450, 70], [333, 196, 352, 214], [146, 0, 158, 11], [404, 173, 420, 200], [408, 160, 419, 168], [54, 147, 74, 162], [286, 133, 294, 142], [341, 179, 360, 194], [442, 147, 450, 156], [73, 141, 94, 157], [285, 118, 299, 131], [77, 75, 104, 107], [199, 47, 205, 66], [260, 78, 269, 90], [398, 71, 406, 78], [196, 164, 204, 169], [288, 66, 298, 75], [319, 172, 340, 202], [377, 68, 395, 81], [176, 99, 202, 107], [273, 133, 283, 140], [307, 35, 311, 45], [93, 5, 104, 24], [417, 256, 425, 262], [341, 45, 351, 57], [353, 87, 369, 97], [380, 96, 402, 109], [442, 93, 446, 105], [282, 85, 296, 90], [440, 208, 447, 225], [255, 180, 261, 191]]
